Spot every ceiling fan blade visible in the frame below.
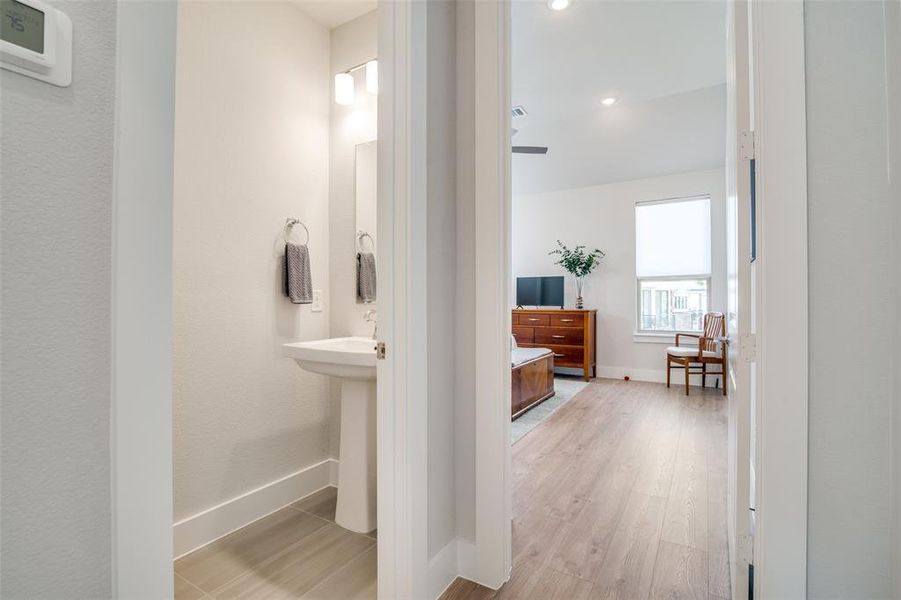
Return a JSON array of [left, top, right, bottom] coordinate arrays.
[[512, 146, 548, 154]]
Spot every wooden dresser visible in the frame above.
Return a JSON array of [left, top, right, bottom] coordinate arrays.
[[512, 309, 597, 381]]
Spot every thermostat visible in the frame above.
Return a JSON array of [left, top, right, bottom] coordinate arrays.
[[1, 0, 71, 87]]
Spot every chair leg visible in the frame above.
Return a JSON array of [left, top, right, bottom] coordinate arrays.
[[684, 359, 690, 396], [666, 356, 671, 388], [722, 360, 728, 396], [702, 362, 707, 388]]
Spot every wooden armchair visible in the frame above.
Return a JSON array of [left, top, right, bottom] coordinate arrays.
[[666, 312, 727, 396]]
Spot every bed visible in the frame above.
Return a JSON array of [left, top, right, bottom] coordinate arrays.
[[511, 347, 555, 419]]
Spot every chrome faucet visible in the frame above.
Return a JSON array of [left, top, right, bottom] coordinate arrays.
[[364, 309, 378, 339]]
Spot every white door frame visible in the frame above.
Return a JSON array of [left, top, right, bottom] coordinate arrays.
[[110, 1, 425, 597], [376, 0, 430, 597], [470, 0, 514, 590], [748, 1, 809, 596], [472, 0, 810, 596], [110, 2, 177, 597]]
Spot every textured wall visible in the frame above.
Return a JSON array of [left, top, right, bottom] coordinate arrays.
[[805, 1, 895, 596], [0, 1, 117, 596], [512, 169, 727, 381], [172, 1, 332, 521]]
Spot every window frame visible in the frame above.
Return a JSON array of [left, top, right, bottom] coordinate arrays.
[[634, 195, 713, 335]]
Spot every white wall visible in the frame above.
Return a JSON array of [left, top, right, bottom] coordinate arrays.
[[890, 2, 901, 596], [0, 1, 117, 596], [805, 1, 897, 596], [329, 10, 378, 458], [172, 2, 332, 524], [512, 168, 726, 383]]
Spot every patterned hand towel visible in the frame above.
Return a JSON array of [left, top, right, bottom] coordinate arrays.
[[357, 252, 377, 303], [286, 242, 312, 304]]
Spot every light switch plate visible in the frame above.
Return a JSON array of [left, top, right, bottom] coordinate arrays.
[[311, 289, 323, 312]]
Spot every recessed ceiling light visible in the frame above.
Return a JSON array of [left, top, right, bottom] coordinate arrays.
[[548, 0, 572, 11], [601, 97, 617, 107]]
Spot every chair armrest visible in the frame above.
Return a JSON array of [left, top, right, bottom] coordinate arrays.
[[675, 333, 700, 347]]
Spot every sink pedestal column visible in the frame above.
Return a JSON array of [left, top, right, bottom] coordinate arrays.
[[335, 379, 377, 533]]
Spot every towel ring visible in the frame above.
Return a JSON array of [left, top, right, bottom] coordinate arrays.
[[284, 218, 309, 245], [357, 231, 375, 252]]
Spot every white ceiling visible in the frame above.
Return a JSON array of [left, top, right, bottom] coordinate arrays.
[[294, 0, 376, 29], [512, 0, 726, 194]]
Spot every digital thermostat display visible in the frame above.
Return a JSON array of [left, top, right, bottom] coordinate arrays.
[[1, 0, 44, 54]]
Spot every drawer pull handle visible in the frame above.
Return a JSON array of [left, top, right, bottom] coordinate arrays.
[[552, 335, 565, 339], [528, 318, 540, 322], [554, 353, 566, 358], [560, 319, 574, 322]]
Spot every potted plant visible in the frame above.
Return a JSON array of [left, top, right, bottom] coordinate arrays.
[[549, 240, 605, 309]]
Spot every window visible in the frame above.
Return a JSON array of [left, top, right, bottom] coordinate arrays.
[[636, 196, 711, 333]]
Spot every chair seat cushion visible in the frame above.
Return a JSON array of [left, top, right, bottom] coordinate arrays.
[[666, 346, 720, 359]]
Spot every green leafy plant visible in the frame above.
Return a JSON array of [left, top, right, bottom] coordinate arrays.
[[549, 240, 605, 278], [549, 240, 605, 307]]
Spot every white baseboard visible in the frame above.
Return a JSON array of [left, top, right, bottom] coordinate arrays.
[[428, 539, 460, 600], [596, 365, 724, 388], [173, 458, 338, 558], [456, 539, 479, 584]]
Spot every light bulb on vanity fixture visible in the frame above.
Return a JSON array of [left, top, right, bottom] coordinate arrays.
[[335, 72, 354, 106], [548, 0, 572, 11], [366, 60, 378, 95]]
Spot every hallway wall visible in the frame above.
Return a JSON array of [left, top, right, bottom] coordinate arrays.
[[805, 1, 898, 596], [0, 1, 118, 596]]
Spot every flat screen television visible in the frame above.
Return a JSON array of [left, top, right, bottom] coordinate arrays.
[[516, 276, 564, 308]]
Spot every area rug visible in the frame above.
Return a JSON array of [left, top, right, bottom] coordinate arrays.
[[511, 376, 590, 444]]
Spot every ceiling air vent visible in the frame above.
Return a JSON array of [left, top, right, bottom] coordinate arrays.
[[511, 105, 528, 117]]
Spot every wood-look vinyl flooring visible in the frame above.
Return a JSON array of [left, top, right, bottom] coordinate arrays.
[[175, 379, 729, 600], [443, 379, 731, 600], [174, 486, 377, 599]]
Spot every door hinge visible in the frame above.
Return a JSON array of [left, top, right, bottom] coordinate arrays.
[[740, 333, 757, 363], [376, 341, 386, 360], [740, 130, 756, 160]]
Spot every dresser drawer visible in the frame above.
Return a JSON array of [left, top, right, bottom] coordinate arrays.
[[545, 344, 584, 366], [550, 313, 584, 328], [535, 327, 584, 345], [512, 313, 520, 325], [519, 313, 550, 326], [512, 326, 534, 344]]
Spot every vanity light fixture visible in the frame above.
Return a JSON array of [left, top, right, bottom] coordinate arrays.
[[335, 72, 354, 106], [366, 60, 378, 95], [548, 0, 572, 11], [601, 96, 617, 106], [334, 59, 379, 106]]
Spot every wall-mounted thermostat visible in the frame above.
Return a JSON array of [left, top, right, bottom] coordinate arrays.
[[1, 0, 72, 87]]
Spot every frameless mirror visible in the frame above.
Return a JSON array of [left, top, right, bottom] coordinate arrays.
[[355, 140, 377, 255]]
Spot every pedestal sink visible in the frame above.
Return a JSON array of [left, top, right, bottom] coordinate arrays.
[[283, 337, 377, 534]]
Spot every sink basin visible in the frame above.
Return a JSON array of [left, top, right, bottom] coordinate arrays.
[[282, 336, 377, 381], [283, 336, 378, 534]]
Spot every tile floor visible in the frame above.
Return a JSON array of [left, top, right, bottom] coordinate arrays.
[[174, 487, 376, 599]]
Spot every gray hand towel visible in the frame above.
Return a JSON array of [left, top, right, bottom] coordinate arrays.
[[286, 243, 312, 304], [357, 252, 377, 303]]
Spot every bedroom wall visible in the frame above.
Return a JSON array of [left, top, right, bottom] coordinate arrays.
[[512, 168, 726, 383]]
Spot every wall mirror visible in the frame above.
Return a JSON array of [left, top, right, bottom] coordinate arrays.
[[355, 140, 377, 255]]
